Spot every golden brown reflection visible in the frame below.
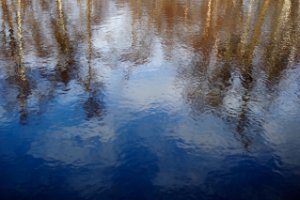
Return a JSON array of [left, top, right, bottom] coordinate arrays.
[[0, 0, 299, 132], [1, 1, 299, 74]]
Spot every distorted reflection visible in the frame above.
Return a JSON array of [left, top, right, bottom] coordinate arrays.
[[0, 0, 299, 199]]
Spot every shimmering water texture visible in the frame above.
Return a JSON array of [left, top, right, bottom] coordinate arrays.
[[0, 0, 300, 199]]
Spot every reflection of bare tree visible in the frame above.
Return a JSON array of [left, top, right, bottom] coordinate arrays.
[[28, 2, 48, 58], [52, 0, 75, 85], [85, 0, 93, 92], [14, 0, 30, 124], [262, 0, 298, 86], [83, 0, 104, 120], [232, 0, 270, 149], [1, 0, 8, 49], [1, 0, 15, 59]]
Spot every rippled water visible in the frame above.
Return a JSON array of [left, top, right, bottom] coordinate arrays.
[[0, 0, 300, 199]]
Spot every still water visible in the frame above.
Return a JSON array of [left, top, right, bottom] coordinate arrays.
[[0, 0, 300, 199]]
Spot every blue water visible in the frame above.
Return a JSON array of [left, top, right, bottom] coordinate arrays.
[[0, 0, 300, 199]]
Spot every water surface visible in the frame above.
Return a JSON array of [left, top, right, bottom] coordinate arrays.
[[0, 0, 300, 199]]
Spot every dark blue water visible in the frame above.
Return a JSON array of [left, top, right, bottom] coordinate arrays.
[[0, 0, 300, 199]]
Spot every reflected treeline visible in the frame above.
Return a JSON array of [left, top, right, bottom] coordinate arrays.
[[122, 0, 299, 91], [0, 0, 299, 133], [121, 0, 299, 149], [0, 2, 300, 199], [0, 0, 106, 123], [0, 0, 31, 124], [123, 0, 300, 148], [120, 1, 299, 94]]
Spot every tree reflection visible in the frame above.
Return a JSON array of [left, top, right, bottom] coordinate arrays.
[[0, 0, 105, 123], [15, 0, 31, 124], [0, 0, 299, 140], [83, 0, 105, 120], [0, 0, 32, 124], [121, 0, 299, 149], [52, 0, 75, 85], [0, 1, 299, 198]]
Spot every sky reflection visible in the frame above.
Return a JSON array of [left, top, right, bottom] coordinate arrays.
[[0, 0, 300, 199]]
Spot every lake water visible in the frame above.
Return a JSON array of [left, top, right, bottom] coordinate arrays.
[[0, 0, 300, 199]]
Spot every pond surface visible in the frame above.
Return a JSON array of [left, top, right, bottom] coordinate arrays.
[[0, 0, 300, 199]]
